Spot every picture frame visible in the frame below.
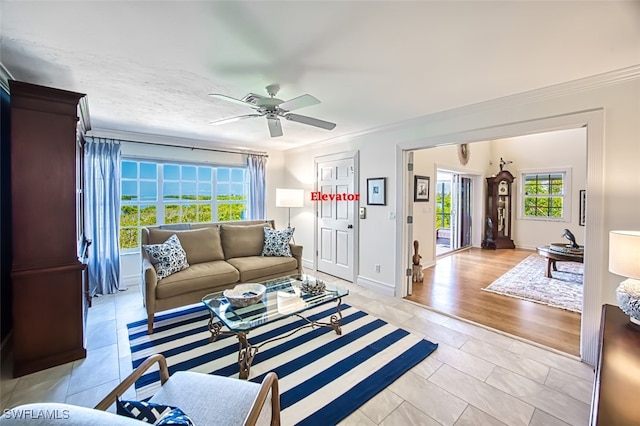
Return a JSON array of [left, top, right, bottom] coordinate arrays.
[[367, 177, 386, 206], [414, 175, 430, 202], [579, 190, 586, 226]]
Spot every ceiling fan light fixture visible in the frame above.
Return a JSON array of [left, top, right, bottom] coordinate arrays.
[[207, 84, 335, 137]]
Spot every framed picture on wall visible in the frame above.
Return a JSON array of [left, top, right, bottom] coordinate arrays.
[[579, 190, 586, 226], [367, 177, 386, 205], [414, 175, 430, 202]]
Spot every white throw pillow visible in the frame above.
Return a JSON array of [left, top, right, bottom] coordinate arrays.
[[262, 227, 294, 257], [143, 234, 189, 279]]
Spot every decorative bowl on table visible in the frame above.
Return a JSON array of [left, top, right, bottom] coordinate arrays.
[[223, 284, 266, 308], [301, 277, 326, 295]]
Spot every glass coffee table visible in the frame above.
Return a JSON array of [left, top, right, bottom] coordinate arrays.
[[201, 274, 348, 379]]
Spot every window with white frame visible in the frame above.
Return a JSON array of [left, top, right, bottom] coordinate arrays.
[[521, 170, 570, 221], [120, 160, 248, 249]]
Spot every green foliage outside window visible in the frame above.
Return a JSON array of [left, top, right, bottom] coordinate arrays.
[[435, 181, 452, 230], [523, 173, 564, 218], [120, 205, 157, 249], [119, 161, 248, 250]]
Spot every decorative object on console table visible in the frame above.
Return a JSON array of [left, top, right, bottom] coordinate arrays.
[[608, 230, 640, 326], [9, 80, 89, 377], [413, 175, 430, 202], [482, 169, 515, 249], [367, 177, 386, 205], [275, 188, 304, 228]]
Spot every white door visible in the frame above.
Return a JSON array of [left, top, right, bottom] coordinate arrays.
[[316, 155, 356, 281]]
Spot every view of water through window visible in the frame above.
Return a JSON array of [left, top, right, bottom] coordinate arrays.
[[120, 160, 248, 249]]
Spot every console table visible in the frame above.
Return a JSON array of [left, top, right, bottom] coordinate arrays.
[[590, 304, 640, 425]]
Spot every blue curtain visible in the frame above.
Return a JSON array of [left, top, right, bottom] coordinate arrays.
[[247, 154, 267, 220], [85, 137, 122, 295]]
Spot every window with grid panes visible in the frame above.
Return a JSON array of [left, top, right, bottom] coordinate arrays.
[[522, 172, 566, 219], [120, 160, 248, 250]]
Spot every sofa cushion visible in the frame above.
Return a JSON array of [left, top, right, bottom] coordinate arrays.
[[143, 234, 189, 280], [220, 223, 272, 259], [156, 261, 240, 299], [262, 227, 294, 257], [147, 227, 224, 264], [227, 256, 298, 282]]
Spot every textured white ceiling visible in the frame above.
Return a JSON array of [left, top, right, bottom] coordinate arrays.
[[2, 1, 639, 151]]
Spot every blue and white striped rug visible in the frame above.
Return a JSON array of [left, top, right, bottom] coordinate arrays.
[[127, 302, 438, 425]]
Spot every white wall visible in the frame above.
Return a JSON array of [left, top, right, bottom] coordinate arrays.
[[412, 141, 491, 264], [283, 67, 640, 365], [285, 140, 399, 294], [491, 128, 587, 249]]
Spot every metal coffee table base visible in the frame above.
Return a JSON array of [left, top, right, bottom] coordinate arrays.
[[206, 298, 343, 379]]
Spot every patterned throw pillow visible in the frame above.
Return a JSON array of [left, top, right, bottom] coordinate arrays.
[[116, 398, 194, 425], [143, 234, 189, 280], [262, 227, 294, 257]]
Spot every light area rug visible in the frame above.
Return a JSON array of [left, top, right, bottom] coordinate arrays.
[[127, 302, 438, 426], [482, 254, 584, 313]]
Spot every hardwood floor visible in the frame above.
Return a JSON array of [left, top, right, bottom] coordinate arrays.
[[406, 247, 581, 356]]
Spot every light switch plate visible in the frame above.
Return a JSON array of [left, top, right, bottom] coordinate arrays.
[[359, 207, 366, 219]]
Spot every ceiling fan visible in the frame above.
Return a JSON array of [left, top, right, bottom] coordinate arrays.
[[208, 84, 336, 138]]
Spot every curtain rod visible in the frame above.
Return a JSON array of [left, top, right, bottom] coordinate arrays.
[[89, 135, 269, 158]]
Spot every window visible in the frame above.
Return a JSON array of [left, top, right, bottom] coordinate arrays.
[[120, 160, 248, 249], [435, 180, 451, 229], [521, 171, 569, 220]]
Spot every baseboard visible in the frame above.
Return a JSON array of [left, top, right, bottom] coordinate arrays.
[[356, 275, 395, 297], [122, 274, 141, 287], [302, 258, 314, 271], [421, 260, 436, 269]]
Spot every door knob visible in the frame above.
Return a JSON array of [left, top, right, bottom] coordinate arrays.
[[347, 224, 353, 229]]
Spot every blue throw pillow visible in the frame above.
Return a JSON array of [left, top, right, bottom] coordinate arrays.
[[143, 234, 189, 280], [262, 227, 294, 257], [116, 398, 194, 425]]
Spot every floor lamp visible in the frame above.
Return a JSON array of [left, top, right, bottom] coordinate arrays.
[[275, 188, 304, 229]]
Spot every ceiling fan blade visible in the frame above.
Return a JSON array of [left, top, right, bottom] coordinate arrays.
[[285, 113, 336, 130], [267, 116, 283, 137], [209, 93, 260, 109], [278, 94, 320, 112], [209, 114, 262, 125]]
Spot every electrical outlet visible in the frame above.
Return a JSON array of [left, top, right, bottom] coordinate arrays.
[[375, 264, 381, 273]]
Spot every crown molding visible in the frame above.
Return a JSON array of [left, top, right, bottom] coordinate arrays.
[[0, 62, 14, 93], [78, 97, 91, 133], [287, 64, 640, 154], [88, 127, 269, 156]]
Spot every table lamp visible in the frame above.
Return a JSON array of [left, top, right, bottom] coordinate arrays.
[[275, 188, 304, 228], [609, 230, 640, 325]]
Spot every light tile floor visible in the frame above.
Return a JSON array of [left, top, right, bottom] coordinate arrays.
[[0, 274, 594, 425]]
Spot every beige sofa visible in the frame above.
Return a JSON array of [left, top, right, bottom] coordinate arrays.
[[142, 220, 303, 333]]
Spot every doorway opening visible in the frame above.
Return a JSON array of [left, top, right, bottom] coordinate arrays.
[[435, 170, 473, 257], [405, 127, 588, 357]]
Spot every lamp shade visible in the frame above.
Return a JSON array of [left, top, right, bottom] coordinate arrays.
[[275, 188, 304, 208], [609, 230, 640, 280]]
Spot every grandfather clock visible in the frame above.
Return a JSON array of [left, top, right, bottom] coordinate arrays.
[[482, 170, 515, 249]]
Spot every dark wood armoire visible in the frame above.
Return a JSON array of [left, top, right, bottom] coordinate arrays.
[[9, 80, 90, 377]]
